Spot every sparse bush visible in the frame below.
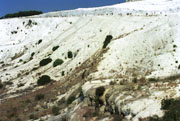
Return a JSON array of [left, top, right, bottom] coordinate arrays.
[[0, 83, 3, 89], [31, 52, 35, 57], [39, 58, 52, 66], [11, 31, 17, 34], [53, 59, 64, 67], [102, 35, 113, 48], [149, 78, 157, 82], [78, 87, 84, 101], [94, 86, 105, 108], [25, 99, 31, 103], [132, 78, 137, 83], [15, 118, 22, 121], [37, 75, 52, 86], [35, 94, 45, 101], [67, 51, 73, 58], [38, 39, 42, 44], [1, 11, 42, 19], [149, 98, 180, 121], [19, 59, 23, 62], [29, 114, 35, 120], [67, 96, 76, 105], [52, 106, 60, 115], [61, 71, 65, 76], [82, 70, 86, 79], [52, 46, 59, 51], [96, 86, 105, 97], [110, 81, 116, 85]]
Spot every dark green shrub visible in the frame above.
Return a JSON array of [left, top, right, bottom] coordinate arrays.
[[15, 118, 22, 121], [11, 31, 17, 34], [19, 59, 23, 62], [161, 98, 175, 110], [0, 83, 3, 89], [52, 46, 59, 51], [67, 96, 76, 105], [35, 94, 45, 101], [149, 78, 157, 82], [29, 114, 35, 119], [61, 71, 65, 76], [53, 59, 64, 67], [67, 51, 73, 58], [31, 52, 35, 57], [82, 70, 86, 79], [52, 106, 60, 115], [96, 86, 105, 97], [39, 58, 52, 66], [37, 75, 52, 86], [149, 98, 180, 121], [1, 11, 42, 19], [95, 86, 105, 108], [102, 35, 113, 48], [38, 39, 42, 44]]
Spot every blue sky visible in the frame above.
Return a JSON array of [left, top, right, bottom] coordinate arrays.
[[0, 0, 125, 17]]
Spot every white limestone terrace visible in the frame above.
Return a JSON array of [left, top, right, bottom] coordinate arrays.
[[33, 0, 180, 17]]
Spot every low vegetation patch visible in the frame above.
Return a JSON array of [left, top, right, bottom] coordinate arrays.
[[38, 39, 42, 44], [0, 82, 3, 89], [39, 58, 52, 66], [102, 35, 113, 48], [67, 51, 73, 58], [52, 106, 60, 115], [52, 46, 59, 51], [95, 86, 105, 108], [35, 94, 44, 101], [1, 10, 42, 19], [11, 31, 17, 34], [149, 98, 180, 121], [53, 59, 64, 67], [61, 71, 65, 76], [37, 75, 52, 86], [96, 86, 105, 97], [67, 96, 76, 105]]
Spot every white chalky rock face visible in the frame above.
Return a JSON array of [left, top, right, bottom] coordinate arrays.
[[0, 0, 180, 120]]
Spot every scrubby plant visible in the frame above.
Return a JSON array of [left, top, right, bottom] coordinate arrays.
[[15, 118, 22, 121], [149, 98, 180, 121], [53, 59, 64, 67], [31, 52, 35, 57], [78, 87, 84, 101], [1, 11, 42, 19], [95, 86, 105, 108], [0, 83, 3, 89], [38, 39, 42, 44], [52, 46, 59, 51], [148, 78, 158, 82], [35, 94, 45, 101], [82, 70, 86, 79], [39, 58, 52, 66], [67, 96, 76, 105], [11, 31, 17, 34], [96, 86, 105, 97], [67, 51, 73, 58], [29, 114, 35, 120], [52, 106, 60, 115], [61, 71, 65, 76], [19, 59, 23, 62], [102, 35, 113, 48], [37, 75, 52, 86]]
